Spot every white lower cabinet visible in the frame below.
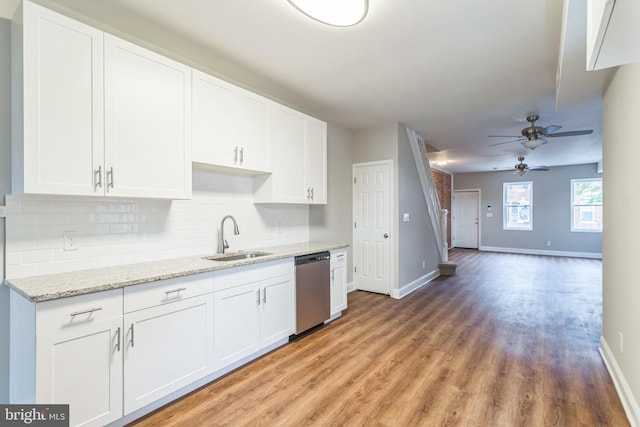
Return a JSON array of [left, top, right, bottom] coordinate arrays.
[[213, 260, 294, 371], [330, 249, 348, 316], [123, 293, 214, 414], [10, 289, 123, 427], [10, 258, 297, 426]]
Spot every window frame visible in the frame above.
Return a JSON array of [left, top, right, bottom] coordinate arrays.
[[503, 181, 533, 231], [571, 178, 603, 233]]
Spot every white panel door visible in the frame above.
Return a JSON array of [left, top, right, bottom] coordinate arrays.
[[452, 190, 479, 249], [22, 1, 104, 196], [353, 162, 392, 295], [213, 283, 261, 370], [36, 317, 122, 427], [260, 274, 294, 347], [123, 295, 214, 414], [104, 34, 191, 199]]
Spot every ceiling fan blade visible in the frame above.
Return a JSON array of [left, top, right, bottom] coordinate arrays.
[[489, 138, 524, 147], [488, 135, 521, 138], [544, 125, 562, 134], [547, 130, 593, 137], [529, 167, 550, 171]]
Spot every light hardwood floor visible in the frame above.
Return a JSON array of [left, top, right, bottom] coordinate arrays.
[[130, 249, 629, 426]]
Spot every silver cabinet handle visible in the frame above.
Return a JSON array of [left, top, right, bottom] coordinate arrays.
[[107, 167, 114, 189], [331, 270, 335, 281], [234, 146, 238, 163], [262, 288, 267, 304], [70, 307, 102, 317], [94, 166, 102, 189], [165, 287, 186, 296], [256, 289, 261, 305], [129, 323, 134, 347], [311, 187, 314, 200], [115, 327, 121, 352], [240, 147, 244, 164], [306, 188, 311, 200]]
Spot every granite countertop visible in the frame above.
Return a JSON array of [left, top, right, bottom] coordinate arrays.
[[6, 242, 348, 303]]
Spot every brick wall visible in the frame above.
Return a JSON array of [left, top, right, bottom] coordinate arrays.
[[431, 168, 452, 249]]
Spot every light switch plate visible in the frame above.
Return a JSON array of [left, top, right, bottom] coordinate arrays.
[[403, 213, 410, 222], [0, 206, 6, 218]]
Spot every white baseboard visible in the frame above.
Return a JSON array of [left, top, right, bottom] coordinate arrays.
[[391, 269, 439, 299], [479, 246, 602, 259], [600, 336, 640, 427], [347, 281, 355, 293]]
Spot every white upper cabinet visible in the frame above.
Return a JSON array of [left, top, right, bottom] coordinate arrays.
[[104, 35, 192, 199], [14, 1, 104, 196], [12, 1, 191, 199], [254, 104, 327, 204], [192, 70, 270, 173], [587, 0, 640, 70]]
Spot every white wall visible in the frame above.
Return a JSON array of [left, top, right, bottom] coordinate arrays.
[[454, 163, 602, 256], [6, 168, 310, 279], [602, 63, 640, 425], [0, 17, 12, 403]]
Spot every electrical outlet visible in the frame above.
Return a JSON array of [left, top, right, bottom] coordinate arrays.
[[619, 332, 624, 354], [422, 260, 426, 269], [63, 231, 78, 251], [546, 240, 551, 247]]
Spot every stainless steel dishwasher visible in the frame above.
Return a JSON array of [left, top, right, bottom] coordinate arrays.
[[294, 251, 331, 334]]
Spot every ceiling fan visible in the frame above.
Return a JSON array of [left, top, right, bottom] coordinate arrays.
[[512, 156, 549, 176], [489, 115, 593, 150]]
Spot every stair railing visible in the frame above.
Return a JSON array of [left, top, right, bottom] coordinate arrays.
[[405, 126, 447, 262]]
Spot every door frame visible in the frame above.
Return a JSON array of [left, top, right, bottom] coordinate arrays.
[[452, 189, 481, 249], [352, 160, 395, 296]]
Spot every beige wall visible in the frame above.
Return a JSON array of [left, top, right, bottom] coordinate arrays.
[[602, 62, 640, 422]]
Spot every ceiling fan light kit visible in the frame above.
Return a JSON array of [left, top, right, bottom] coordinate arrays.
[[286, 0, 369, 27], [488, 115, 594, 150]]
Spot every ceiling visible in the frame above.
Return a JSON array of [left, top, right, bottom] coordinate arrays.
[[5, 0, 613, 173]]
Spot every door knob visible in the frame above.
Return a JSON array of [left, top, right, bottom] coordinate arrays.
[[383, 233, 389, 238]]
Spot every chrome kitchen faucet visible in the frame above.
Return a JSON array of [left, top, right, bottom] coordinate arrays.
[[220, 215, 240, 254]]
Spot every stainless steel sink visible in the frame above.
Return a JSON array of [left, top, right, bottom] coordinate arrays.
[[203, 251, 272, 262]]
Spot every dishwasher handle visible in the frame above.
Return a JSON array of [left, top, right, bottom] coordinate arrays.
[[295, 251, 330, 265]]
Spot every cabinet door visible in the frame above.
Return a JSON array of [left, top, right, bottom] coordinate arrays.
[[266, 105, 307, 202], [123, 294, 214, 414], [104, 34, 191, 199], [213, 283, 261, 370], [260, 274, 294, 347], [36, 317, 122, 427], [192, 70, 237, 168], [305, 118, 328, 204], [330, 251, 348, 315], [235, 91, 270, 172], [21, 1, 104, 196]]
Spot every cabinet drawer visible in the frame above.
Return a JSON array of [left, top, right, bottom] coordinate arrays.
[[212, 259, 294, 291], [331, 250, 346, 265], [123, 272, 215, 313], [36, 289, 123, 335]]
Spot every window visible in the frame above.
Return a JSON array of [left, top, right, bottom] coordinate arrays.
[[571, 178, 602, 232], [503, 182, 533, 230]]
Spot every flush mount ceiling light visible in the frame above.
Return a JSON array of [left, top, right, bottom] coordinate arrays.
[[286, 0, 368, 27]]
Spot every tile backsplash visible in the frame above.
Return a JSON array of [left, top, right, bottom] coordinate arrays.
[[6, 168, 309, 279]]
